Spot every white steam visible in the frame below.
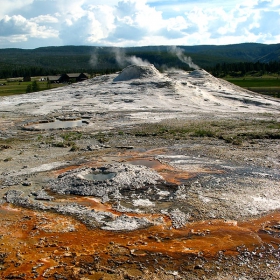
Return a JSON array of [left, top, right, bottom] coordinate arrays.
[[169, 46, 200, 70], [128, 55, 150, 66], [89, 48, 100, 67], [89, 52, 98, 67], [114, 49, 150, 67], [89, 48, 151, 68], [89, 46, 199, 70]]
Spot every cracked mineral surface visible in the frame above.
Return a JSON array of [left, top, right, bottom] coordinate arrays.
[[0, 65, 279, 279]]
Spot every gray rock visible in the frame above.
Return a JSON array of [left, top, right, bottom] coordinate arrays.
[[101, 214, 152, 231], [48, 163, 164, 197], [32, 190, 54, 201], [4, 189, 30, 206], [169, 209, 190, 229]]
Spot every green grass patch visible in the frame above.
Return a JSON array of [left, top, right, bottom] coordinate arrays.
[[0, 80, 66, 96], [224, 77, 280, 98], [225, 78, 280, 88], [61, 131, 83, 141], [192, 129, 216, 137]]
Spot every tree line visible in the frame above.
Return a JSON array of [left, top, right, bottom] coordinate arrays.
[[0, 65, 122, 79], [209, 61, 280, 77], [1, 59, 280, 79], [1, 66, 82, 79], [0, 50, 193, 79]]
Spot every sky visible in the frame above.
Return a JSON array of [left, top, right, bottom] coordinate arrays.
[[0, 0, 279, 49]]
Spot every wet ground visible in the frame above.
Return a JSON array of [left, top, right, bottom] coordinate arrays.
[[0, 203, 280, 279], [0, 65, 280, 278], [0, 119, 279, 279]]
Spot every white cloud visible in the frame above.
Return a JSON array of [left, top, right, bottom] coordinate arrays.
[[59, 5, 115, 45], [112, 0, 164, 38], [0, 0, 280, 48], [166, 16, 188, 31], [31, 14, 59, 24], [4, 34, 28, 43], [0, 0, 34, 18], [0, 15, 58, 40]]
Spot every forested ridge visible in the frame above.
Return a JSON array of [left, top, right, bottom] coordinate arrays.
[[0, 43, 279, 78], [211, 61, 280, 77]]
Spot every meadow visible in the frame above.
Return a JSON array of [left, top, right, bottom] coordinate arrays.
[[225, 75, 280, 98], [0, 78, 66, 96]]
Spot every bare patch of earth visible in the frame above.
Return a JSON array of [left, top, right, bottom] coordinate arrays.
[[0, 120, 279, 279]]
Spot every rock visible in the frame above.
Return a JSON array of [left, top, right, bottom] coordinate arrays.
[[86, 145, 101, 151], [101, 215, 153, 231], [48, 163, 164, 197], [32, 189, 54, 201], [169, 209, 190, 229], [5, 190, 30, 206], [133, 199, 155, 207]]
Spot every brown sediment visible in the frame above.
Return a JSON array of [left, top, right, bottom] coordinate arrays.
[[52, 165, 81, 176], [52, 161, 106, 177], [126, 157, 193, 184], [1, 150, 278, 278], [74, 197, 114, 212], [0, 203, 279, 279]]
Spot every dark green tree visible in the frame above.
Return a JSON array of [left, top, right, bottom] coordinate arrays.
[[31, 81, 39, 92], [26, 84, 32, 93]]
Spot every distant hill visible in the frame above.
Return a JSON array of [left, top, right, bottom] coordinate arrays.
[[0, 43, 279, 78], [179, 43, 280, 63]]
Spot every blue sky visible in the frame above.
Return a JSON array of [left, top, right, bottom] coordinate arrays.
[[0, 0, 279, 49]]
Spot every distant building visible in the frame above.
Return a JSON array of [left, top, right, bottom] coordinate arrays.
[[47, 75, 61, 83], [67, 73, 88, 82], [47, 73, 88, 83]]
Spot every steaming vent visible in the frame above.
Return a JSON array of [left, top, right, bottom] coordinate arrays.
[[113, 64, 162, 82]]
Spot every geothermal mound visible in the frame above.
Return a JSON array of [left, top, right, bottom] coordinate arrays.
[[48, 163, 164, 197], [113, 64, 162, 81], [188, 69, 212, 78]]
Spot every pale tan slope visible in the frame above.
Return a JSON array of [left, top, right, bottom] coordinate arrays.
[[1, 65, 279, 122]]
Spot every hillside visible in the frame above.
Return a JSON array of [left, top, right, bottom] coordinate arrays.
[[0, 43, 279, 78]]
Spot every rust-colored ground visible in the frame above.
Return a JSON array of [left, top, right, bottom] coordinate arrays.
[[1, 151, 279, 279], [1, 203, 279, 279]]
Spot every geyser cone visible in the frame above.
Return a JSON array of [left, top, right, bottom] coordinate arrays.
[[113, 64, 162, 81]]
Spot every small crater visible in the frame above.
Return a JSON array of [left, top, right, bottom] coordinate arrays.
[[82, 172, 116, 181]]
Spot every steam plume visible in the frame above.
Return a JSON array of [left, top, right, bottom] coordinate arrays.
[[114, 48, 150, 67], [169, 46, 200, 70], [89, 48, 150, 69], [89, 52, 98, 67]]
